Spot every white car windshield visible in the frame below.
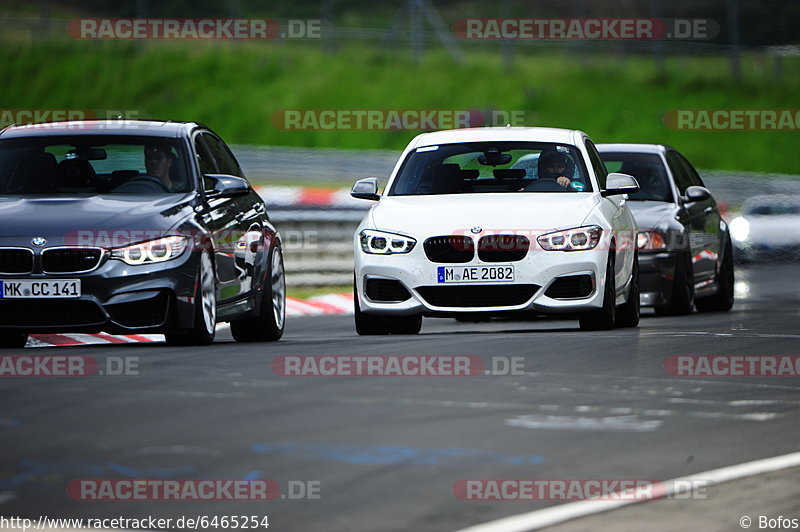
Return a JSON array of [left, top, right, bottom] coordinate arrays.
[[388, 142, 592, 195]]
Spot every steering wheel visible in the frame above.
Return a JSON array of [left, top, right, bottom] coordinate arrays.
[[113, 175, 171, 193], [522, 178, 569, 192]]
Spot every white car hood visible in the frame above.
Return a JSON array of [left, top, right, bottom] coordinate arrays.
[[369, 194, 599, 235]]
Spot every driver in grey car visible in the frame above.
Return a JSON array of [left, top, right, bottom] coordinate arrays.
[[144, 142, 175, 190]]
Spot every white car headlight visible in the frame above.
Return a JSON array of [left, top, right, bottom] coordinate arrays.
[[729, 217, 750, 242], [360, 229, 416, 254], [538, 225, 602, 251], [111, 235, 189, 265]]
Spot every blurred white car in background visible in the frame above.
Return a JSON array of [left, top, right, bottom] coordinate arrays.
[[730, 195, 800, 262]]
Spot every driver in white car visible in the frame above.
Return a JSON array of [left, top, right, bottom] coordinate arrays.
[[536, 151, 573, 189], [518, 150, 573, 191]]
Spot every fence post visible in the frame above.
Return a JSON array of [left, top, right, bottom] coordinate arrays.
[[38, 0, 49, 40], [409, 0, 423, 63], [321, 0, 336, 53], [501, 0, 513, 71], [650, 0, 665, 78], [727, 0, 741, 83]]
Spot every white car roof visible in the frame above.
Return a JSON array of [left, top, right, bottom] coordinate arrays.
[[410, 127, 584, 148], [596, 143, 667, 154], [744, 194, 800, 207]]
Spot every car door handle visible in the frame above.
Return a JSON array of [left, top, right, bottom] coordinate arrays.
[[704, 206, 713, 214], [235, 212, 246, 221]]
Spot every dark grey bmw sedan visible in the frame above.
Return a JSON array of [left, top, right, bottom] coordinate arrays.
[[598, 143, 734, 316], [0, 120, 285, 347]]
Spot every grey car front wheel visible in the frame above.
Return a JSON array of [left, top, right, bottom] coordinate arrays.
[[165, 250, 217, 346], [230, 244, 286, 342]]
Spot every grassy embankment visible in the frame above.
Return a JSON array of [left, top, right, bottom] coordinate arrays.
[[2, 40, 798, 181]]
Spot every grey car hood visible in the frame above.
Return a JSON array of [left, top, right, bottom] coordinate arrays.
[[627, 200, 678, 231], [0, 193, 196, 246]]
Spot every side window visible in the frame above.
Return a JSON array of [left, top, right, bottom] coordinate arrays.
[[584, 140, 608, 190], [666, 151, 692, 194], [202, 133, 244, 178], [676, 152, 705, 187], [194, 135, 218, 191]]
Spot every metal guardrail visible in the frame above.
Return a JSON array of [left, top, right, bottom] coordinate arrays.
[[270, 208, 365, 286]]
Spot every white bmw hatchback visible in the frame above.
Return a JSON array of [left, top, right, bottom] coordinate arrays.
[[351, 127, 640, 334]]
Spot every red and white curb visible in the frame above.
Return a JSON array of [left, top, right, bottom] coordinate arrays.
[[286, 292, 354, 317], [26, 293, 353, 348], [255, 186, 362, 208]]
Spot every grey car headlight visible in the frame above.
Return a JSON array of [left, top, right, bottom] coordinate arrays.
[[636, 230, 668, 251], [359, 229, 416, 254], [111, 235, 189, 265]]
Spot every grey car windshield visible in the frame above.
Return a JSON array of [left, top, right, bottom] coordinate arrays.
[[0, 135, 191, 194], [600, 152, 673, 202], [388, 142, 592, 195]]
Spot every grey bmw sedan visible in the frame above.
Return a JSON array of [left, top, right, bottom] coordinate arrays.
[[598, 143, 734, 315], [0, 120, 285, 347]]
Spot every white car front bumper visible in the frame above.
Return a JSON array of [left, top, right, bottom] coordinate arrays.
[[355, 238, 610, 316]]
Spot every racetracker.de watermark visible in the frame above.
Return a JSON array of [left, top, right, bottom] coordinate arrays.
[[454, 478, 717, 501], [272, 109, 528, 130], [0, 355, 138, 377], [445, 228, 637, 252], [67, 18, 325, 40], [453, 18, 718, 40], [67, 479, 278, 501], [0, 109, 144, 129], [664, 109, 800, 131], [271, 355, 528, 376], [62, 228, 278, 251], [665, 356, 800, 377]]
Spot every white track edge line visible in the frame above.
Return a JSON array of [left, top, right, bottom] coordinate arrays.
[[453, 450, 800, 532]]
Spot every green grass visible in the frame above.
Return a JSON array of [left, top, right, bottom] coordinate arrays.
[[287, 285, 351, 299], [2, 40, 799, 173]]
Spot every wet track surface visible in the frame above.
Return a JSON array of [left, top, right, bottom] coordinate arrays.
[[1, 263, 799, 531]]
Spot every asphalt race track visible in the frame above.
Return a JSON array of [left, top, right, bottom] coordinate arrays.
[[1, 263, 799, 532]]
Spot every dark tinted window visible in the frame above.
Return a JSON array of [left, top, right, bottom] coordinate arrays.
[[584, 140, 608, 190], [194, 134, 217, 176], [666, 151, 693, 194], [388, 142, 592, 196], [202, 133, 243, 177], [675, 152, 705, 187], [0, 135, 190, 194], [600, 152, 673, 202]]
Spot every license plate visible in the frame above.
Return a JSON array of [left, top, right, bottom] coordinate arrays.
[[0, 279, 81, 298], [437, 266, 514, 283]]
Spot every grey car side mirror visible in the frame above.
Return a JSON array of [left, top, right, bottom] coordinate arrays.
[[204, 174, 250, 198], [682, 185, 712, 203]]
